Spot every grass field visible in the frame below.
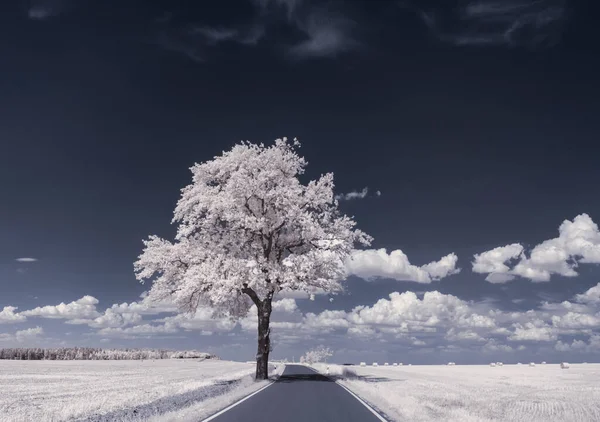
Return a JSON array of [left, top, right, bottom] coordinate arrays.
[[0, 359, 266, 422], [317, 363, 600, 422]]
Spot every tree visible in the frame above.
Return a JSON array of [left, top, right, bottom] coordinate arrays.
[[134, 138, 371, 380], [299, 345, 334, 364]]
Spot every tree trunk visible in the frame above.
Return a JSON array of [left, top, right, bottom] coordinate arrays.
[[255, 298, 272, 380]]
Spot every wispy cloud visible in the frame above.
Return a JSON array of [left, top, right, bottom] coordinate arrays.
[[336, 187, 368, 201], [336, 187, 380, 201], [158, 0, 358, 62], [27, 0, 68, 21], [16, 257, 37, 262], [406, 0, 567, 48], [288, 8, 359, 59]]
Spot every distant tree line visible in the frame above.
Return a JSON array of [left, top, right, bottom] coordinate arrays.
[[0, 347, 217, 361]]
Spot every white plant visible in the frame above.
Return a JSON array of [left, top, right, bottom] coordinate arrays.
[[299, 346, 333, 364], [134, 138, 371, 380]]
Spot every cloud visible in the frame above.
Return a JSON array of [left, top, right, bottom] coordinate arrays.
[[190, 25, 266, 46], [0, 327, 44, 343], [509, 322, 557, 342], [335, 187, 369, 201], [27, 0, 69, 21], [15, 257, 37, 262], [473, 214, 600, 282], [287, 8, 359, 59], [16, 326, 44, 342], [67, 293, 179, 329], [22, 296, 101, 320], [575, 283, 600, 305], [0, 307, 27, 324], [346, 249, 460, 283], [407, 0, 567, 48], [97, 322, 179, 339], [6, 281, 600, 356], [158, 0, 357, 62], [28, 6, 56, 20], [472, 244, 524, 283]]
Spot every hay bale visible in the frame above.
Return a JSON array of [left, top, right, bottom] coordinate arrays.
[[490, 362, 496, 367], [496, 362, 503, 366], [398, 363, 403, 366], [529, 362, 536, 367], [392, 363, 398, 366], [384, 362, 389, 366], [359, 362, 366, 367], [541, 361, 547, 365], [560, 362, 570, 369], [372, 362, 378, 367]]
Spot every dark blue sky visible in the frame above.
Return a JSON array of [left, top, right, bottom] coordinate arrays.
[[1, 0, 600, 363]]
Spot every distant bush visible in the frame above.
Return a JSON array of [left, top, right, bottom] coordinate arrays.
[[0, 347, 218, 361], [299, 346, 333, 364]]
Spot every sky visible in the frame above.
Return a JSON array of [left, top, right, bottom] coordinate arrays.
[[1, 0, 600, 364]]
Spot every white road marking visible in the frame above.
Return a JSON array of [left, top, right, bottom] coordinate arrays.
[[303, 365, 388, 422], [200, 381, 275, 422], [334, 380, 388, 422]]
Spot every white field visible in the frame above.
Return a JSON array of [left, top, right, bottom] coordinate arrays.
[[0, 359, 277, 422], [313, 363, 600, 422]]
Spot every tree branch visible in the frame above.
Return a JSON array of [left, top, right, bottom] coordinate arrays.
[[241, 283, 261, 307]]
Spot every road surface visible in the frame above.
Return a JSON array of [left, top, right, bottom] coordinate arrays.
[[204, 364, 385, 422]]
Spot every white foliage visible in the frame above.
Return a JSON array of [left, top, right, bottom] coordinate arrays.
[[299, 345, 333, 364], [134, 138, 371, 318]]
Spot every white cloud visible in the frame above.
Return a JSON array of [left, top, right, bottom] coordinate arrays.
[[346, 249, 460, 283], [473, 214, 600, 282], [0, 307, 27, 324], [22, 296, 101, 320], [335, 187, 369, 201], [472, 243, 523, 283], [15, 257, 38, 262], [16, 326, 44, 342], [575, 283, 600, 305], [509, 322, 557, 342], [160, 308, 237, 333], [1, 326, 44, 343]]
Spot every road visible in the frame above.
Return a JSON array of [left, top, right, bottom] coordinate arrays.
[[204, 364, 385, 422]]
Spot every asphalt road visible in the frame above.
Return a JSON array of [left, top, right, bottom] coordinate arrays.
[[204, 364, 385, 422]]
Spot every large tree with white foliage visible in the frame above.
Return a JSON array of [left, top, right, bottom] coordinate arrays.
[[134, 138, 371, 379]]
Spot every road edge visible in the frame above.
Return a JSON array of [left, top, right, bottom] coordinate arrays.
[[200, 381, 275, 422], [302, 365, 389, 422]]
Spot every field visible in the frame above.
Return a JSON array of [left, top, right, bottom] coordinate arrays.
[[0, 359, 271, 422], [318, 363, 600, 422]]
